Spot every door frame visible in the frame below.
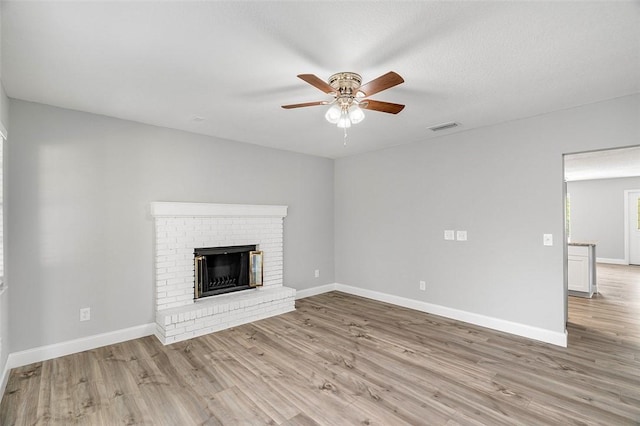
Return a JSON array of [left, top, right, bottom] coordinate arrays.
[[624, 189, 640, 265]]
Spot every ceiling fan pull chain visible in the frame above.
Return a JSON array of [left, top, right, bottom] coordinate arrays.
[[343, 127, 348, 146]]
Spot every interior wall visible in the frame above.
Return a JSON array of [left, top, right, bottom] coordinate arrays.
[[0, 1, 10, 376], [7, 99, 334, 353], [0, 116, 6, 371], [335, 94, 640, 335], [0, 86, 7, 130], [567, 176, 640, 261]]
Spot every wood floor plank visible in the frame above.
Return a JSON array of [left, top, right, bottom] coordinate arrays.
[[280, 412, 321, 426], [1, 263, 639, 424], [0, 363, 42, 425], [92, 343, 156, 425]]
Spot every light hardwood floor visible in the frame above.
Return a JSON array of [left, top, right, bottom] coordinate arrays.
[[1, 264, 639, 425]]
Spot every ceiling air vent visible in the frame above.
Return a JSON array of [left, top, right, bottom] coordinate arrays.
[[428, 122, 460, 132]]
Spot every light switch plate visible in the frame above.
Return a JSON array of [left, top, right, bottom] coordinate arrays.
[[456, 230, 467, 241], [444, 230, 455, 240], [543, 234, 553, 246]]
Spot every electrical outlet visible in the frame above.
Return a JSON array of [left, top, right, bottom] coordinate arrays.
[[444, 230, 455, 240], [314, 269, 320, 278], [419, 281, 426, 291], [80, 307, 91, 322], [456, 230, 468, 241]]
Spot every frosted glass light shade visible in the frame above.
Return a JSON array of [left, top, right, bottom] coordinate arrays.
[[325, 104, 341, 124], [337, 115, 351, 128], [348, 105, 365, 124]]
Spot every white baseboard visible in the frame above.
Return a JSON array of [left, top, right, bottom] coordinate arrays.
[[293, 282, 567, 347], [5, 323, 155, 374], [596, 257, 627, 265], [0, 358, 10, 403], [333, 283, 567, 347], [295, 283, 337, 299]]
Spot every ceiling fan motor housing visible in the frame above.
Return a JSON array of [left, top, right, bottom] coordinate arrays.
[[328, 72, 362, 96]]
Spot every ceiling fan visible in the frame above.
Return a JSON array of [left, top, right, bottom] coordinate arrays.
[[281, 71, 405, 130]]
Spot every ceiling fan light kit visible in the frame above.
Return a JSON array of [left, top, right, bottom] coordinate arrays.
[[324, 104, 342, 124], [348, 105, 365, 124], [282, 71, 405, 136]]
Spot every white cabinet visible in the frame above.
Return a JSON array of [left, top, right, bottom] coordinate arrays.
[[568, 244, 596, 297]]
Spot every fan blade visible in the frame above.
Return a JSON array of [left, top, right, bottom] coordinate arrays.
[[358, 71, 404, 97], [361, 99, 405, 114], [297, 74, 335, 94], [281, 101, 327, 109]]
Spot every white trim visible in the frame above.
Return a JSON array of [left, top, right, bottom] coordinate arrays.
[[150, 202, 288, 218], [0, 121, 6, 140], [295, 283, 337, 299], [596, 257, 628, 265], [5, 323, 155, 372], [293, 282, 567, 347], [0, 358, 10, 402]]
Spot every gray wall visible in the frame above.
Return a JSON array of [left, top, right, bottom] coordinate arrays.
[[567, 176, 640, 261], [0, 0, 10, 376], [335, 94, 640, 334], [0, 89, 7, 374], [7, 100, 334, 352], [0, 0, 7, 127], [5, 93, 640, 353], [0, 85, 7, 131]]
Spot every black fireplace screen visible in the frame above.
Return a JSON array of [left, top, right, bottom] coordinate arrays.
[[194, 245, 262, 299]]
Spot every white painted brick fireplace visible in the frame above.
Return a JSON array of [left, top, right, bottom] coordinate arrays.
[[150, 202, 295, 344]]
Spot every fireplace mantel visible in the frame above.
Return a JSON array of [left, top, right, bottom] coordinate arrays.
[[150, 202, 287, 218]]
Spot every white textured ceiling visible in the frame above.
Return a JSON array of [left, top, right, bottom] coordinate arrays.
[[2, 1, 639, 158], [565, 146, 640, 182]]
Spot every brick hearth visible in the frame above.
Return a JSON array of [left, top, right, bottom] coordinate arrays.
[[150, 202, 295, 344]]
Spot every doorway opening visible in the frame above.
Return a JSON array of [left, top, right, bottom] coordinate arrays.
[[563, 145, 640, 331]]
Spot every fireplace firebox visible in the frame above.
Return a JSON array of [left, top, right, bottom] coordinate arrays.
[[194, 245, 263, 299]]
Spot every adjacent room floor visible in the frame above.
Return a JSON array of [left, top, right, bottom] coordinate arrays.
[[1, 264, 639, 425]]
